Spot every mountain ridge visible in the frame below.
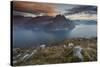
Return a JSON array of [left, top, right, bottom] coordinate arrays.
[[13, 14, 75, 31]]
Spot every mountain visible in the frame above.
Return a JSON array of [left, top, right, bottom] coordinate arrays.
[[13, 15, 75, 31], [73, 20, 97, 25], [13, 15, 32, 24], [45, 15, 74, 31]]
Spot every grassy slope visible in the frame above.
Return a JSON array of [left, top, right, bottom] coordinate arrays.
[[14, 38, 97, 66]]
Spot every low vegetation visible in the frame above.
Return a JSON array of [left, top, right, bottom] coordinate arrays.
[[13, 37, 97, 66]]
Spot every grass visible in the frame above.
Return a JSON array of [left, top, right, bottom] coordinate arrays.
[[13, 37, 97, 66]]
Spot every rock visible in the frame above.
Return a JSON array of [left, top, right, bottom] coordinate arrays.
[[73, 46, 83, 61], [68, 43, 74, 48], [13, 60, 17, 64], [16, 54, 21, 58], [40, 44, 46, 49], [21, 54, 30, 61], [63, 45, 67, 48], [29, 49, 37, 57]]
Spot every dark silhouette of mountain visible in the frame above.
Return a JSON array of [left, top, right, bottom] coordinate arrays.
[[45, 15, 74, 31], [13, 15, 75, 31], [13, 15, 32, 24]]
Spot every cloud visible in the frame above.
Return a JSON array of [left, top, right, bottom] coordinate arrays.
[[13, 10, 37, 17], [12, 1, 57, 16], [65, 5, 97, 15], [65, 12, 97, 20]]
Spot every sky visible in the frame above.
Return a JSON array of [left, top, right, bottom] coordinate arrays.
[[12, 1, 97, 20]]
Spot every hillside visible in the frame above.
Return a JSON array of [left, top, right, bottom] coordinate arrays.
[[12, 38, 97, 66]]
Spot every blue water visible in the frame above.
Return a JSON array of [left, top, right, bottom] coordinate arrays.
[[13, 20, 97, 48], [68, 24, 97, 38]]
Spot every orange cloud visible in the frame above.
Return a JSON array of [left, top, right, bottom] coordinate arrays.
[[12, 1, 57, 16]]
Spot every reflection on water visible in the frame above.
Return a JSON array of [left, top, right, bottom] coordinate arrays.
[[13, 22, 97, 48]]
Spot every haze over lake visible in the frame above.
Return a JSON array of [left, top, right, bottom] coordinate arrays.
[[13, 20, 97, 48]]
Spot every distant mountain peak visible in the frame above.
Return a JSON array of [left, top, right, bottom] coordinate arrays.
[[13, 14, 75, 31]]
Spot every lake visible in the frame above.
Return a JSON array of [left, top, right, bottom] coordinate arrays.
[[13, 20, 97, 48]]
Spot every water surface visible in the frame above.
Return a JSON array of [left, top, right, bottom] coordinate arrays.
[[13, 20, 97, 48]]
